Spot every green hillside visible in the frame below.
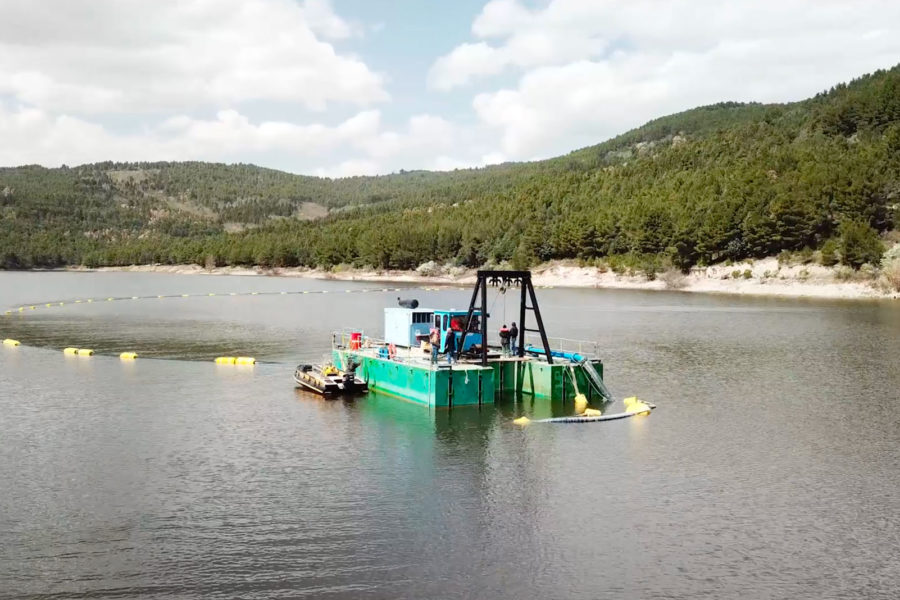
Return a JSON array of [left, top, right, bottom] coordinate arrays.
[[2, 64, 898, 272]]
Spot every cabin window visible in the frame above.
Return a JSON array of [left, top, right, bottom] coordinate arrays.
[[412, 312, 432, 324], [442, 315, 449, 330], [434, 315, 441, 329]]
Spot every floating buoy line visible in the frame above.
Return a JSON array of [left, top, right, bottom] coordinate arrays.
[[2, 283, 653, 424], [0, 285, 483, 361], [513, 396, 656, 425]]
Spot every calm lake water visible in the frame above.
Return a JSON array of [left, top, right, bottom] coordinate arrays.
[[1, 271, 899, 599]]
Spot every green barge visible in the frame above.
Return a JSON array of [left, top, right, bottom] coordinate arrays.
[[329, 271, 612, 408], [331, 348, 605, 407]]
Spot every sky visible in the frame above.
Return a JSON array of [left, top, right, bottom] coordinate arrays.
[[1, 0, 899, 177]]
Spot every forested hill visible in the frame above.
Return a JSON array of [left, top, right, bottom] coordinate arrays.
[[2, 64, 899, 272]]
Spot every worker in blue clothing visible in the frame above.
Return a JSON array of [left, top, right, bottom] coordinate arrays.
[[444, 329, 456, 365]]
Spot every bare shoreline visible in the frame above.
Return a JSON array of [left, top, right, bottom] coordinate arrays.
[[56, 258, 899, 301]]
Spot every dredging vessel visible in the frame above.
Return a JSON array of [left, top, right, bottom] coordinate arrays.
[[327, 270, 615, 408]]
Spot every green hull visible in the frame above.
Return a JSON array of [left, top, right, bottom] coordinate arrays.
[[333, 350, 605, 408]]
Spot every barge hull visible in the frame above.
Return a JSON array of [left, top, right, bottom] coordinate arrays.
[[333, 350, 604, 408]]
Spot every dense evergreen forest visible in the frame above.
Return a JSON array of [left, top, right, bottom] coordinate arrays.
[[2, 65, 899, 273]]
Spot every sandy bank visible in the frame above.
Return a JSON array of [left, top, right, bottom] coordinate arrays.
[[67, 257, 900, 301]]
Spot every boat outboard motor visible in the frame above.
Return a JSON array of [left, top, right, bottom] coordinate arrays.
[[397, 297, 419, 309]]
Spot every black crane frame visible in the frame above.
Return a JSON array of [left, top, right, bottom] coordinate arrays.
[[456, 270, 554, 366]]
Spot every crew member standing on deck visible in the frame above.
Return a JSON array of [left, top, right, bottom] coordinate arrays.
[[509, 321, 518, 356], [499, 324, 510, 357], [444, 329, 456, 365], [429, 326, 440, 365]]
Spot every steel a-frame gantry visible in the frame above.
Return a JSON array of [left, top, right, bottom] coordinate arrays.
[[457, 270, 554, 366]]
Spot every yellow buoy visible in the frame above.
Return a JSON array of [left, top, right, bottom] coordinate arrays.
[[77, 348, 94, 356], [235, 356, 256, 365], [215, 356, 236, 365], [583, 408, 603, 417], [3, 338, 21, 346], [513, 416, 531, 426], [624, 396, 652, 415], [63, 347, 79, 355], [574, 393, 588, 414], [119, 352, 138, 360]]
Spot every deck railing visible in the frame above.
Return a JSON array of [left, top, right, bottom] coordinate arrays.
[[331, 329, 431, 364], [521, 333, 600, 359], [332, 330, 600, 363]]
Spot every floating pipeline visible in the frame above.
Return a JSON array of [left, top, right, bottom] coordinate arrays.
[[214, 356, 256, 365], [514, 399, 656, 425], [62, 347, 94, 356], [1, 284, 559, 320], [2, 284, 558, 364]]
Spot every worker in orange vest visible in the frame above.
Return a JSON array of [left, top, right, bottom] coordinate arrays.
[[499, 324, 510, 356], [429, 327, 440, 365]]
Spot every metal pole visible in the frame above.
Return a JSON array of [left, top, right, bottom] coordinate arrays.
[[518, 278, 527, 358], [527, 277, 553, 365], [457, 276, 480, 361], [480, 275, 488, 367]]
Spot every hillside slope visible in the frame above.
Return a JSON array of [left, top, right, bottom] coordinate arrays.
[[1, 64, 898, 272]]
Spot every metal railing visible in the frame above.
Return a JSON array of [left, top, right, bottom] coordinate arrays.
[[521, 333, 600, 358], [331, 329, 434, 365]]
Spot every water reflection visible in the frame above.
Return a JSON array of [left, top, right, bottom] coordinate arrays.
[[2, 272, 899, 599]]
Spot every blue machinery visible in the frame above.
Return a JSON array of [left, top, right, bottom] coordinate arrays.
[[523, 345, 613, 401]]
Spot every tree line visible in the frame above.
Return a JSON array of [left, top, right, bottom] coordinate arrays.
[[2, 65, 898, 273]]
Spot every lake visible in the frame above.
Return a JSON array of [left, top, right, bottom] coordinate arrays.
[[1, 271, 899, 599]]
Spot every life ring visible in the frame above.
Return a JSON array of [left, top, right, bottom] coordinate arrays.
[[388, 343, 397, 360]]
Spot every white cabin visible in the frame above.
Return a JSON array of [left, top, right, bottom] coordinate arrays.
[[383, 307, 435, 347]]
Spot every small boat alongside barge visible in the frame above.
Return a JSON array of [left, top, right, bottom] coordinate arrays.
[[294, 363, 368, 396]]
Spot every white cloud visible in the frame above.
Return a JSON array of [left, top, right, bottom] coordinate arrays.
[[315, 159, 381, 178], [429, 43, 506, 91], [435, 0, 900, 159], [3, 0, 899, 176], [0, 0, 385, 114], [0, 102, 467, 175]]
